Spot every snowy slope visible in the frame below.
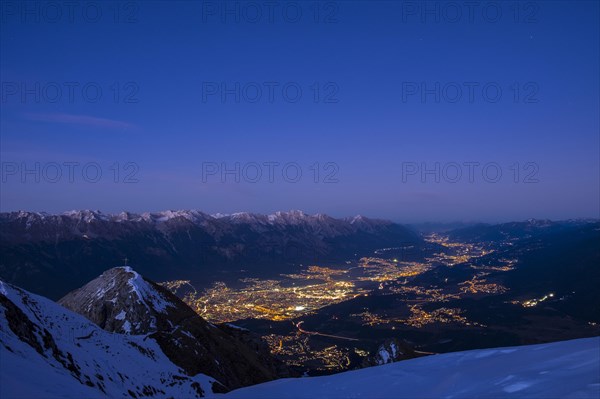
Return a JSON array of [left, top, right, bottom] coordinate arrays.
[[0, 280, 217, 398], [224, 337, 600, 399], [2, 275, 598, 399]]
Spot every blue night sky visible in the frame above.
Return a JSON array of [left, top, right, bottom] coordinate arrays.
[[1, 1, 598, 222]]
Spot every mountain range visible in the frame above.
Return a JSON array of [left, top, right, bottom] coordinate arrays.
[[0, 210, 422, 299]]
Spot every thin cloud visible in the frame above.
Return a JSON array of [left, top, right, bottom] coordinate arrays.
[[23, 113, 137, 130]]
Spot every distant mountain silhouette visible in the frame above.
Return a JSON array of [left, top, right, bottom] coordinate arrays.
[[0, 210, 422, 299]]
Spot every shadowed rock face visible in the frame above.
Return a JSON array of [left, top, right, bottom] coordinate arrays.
[[59, 267, 290, 392]]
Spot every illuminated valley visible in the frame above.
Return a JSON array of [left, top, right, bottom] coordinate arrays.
[[159, 234, 598, 374], [186, 276, 365, 323], [262, 333, 357, 372], [161, 257, 443, 324], [160, 237, 495, 324]]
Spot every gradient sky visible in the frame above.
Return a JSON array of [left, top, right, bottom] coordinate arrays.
[[1, 1, 598, 222]]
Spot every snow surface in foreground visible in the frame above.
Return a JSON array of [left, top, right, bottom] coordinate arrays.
[[225, 337, 600, 399]]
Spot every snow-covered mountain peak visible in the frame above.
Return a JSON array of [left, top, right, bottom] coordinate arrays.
[[57, 268, 288, 391], [350, 214, 366, 223], [140, 210, 210, 223], [273, 210, 306, 219], [119, 266, 175, 315], [62, 209, 108, 223], [211, 210, 321, 225], [59, 266, 177, 334]]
